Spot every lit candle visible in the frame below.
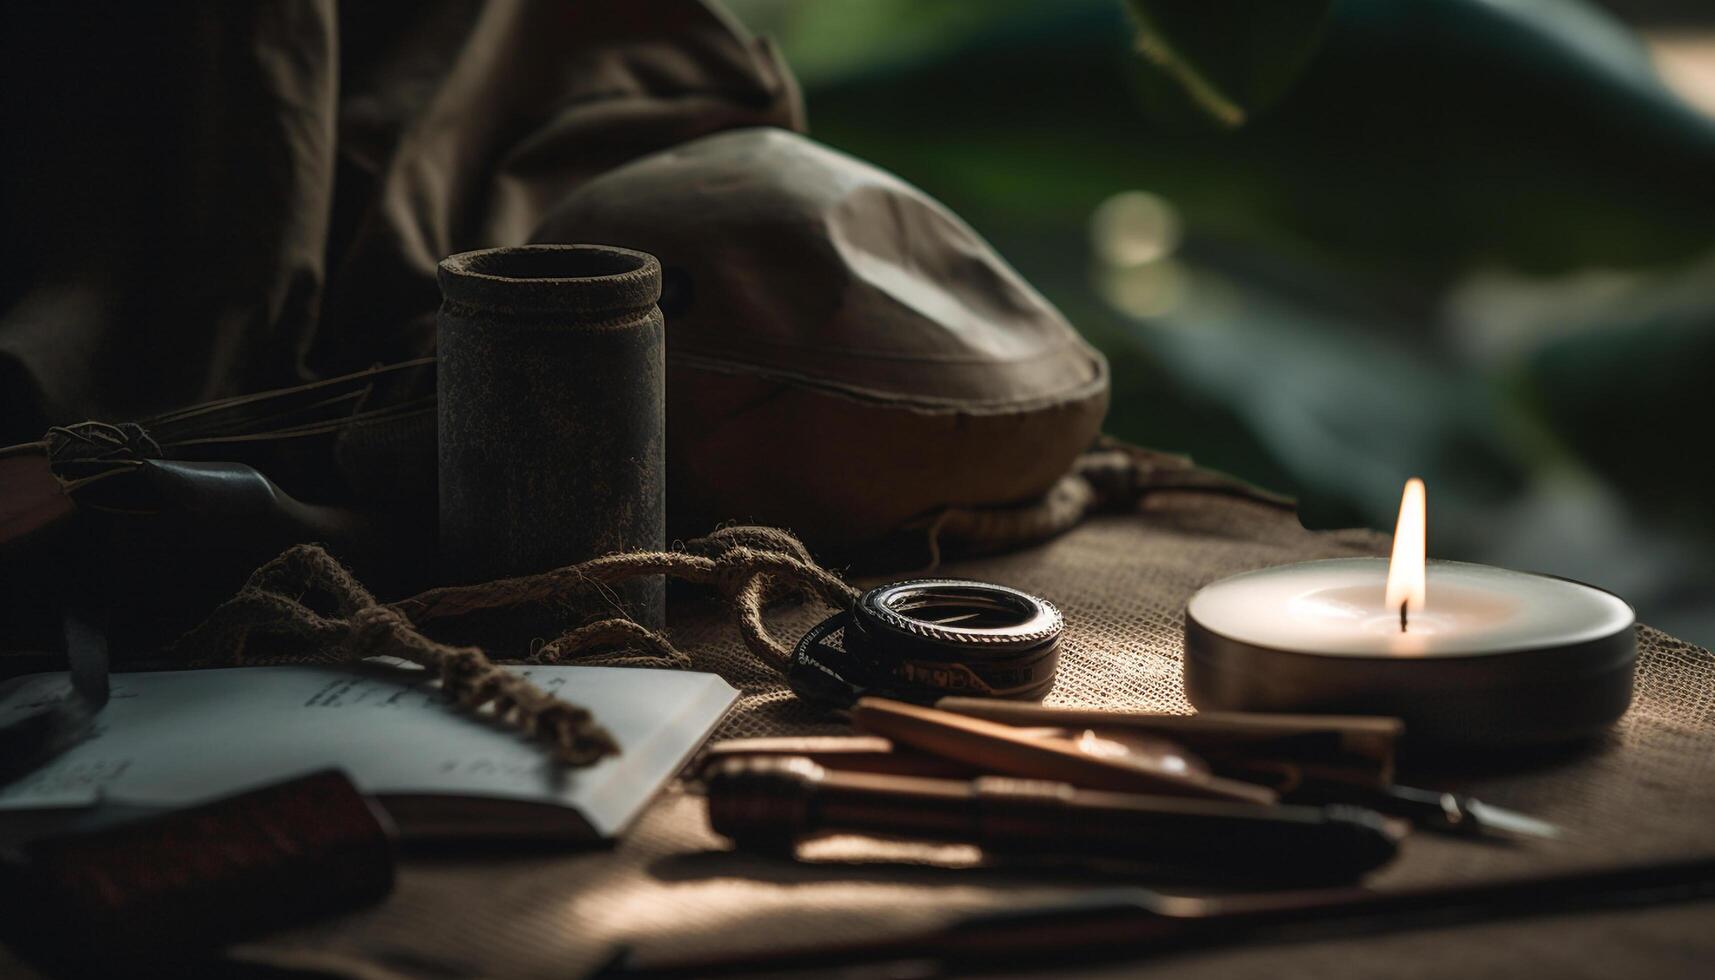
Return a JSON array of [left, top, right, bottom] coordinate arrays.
[[1182, 479, 1635, 746]]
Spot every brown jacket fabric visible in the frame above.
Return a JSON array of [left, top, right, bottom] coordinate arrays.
[[0, 0, 800, 440]]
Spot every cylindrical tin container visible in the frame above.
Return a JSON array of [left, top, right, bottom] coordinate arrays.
[[437, 244, 665, 630], [1182, 559, 1635, 748]]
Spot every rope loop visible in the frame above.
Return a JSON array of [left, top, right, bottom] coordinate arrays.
[[173, 526, 853, 765]]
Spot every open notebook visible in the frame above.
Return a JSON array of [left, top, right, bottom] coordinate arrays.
[[0, 663, 736, 841]]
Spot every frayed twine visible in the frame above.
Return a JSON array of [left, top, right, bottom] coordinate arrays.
[[173, 526, 858, 765]]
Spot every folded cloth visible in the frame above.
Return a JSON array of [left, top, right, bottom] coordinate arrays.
[[0, 0, 800, 442]]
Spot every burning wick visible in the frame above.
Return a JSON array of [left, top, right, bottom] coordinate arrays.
[[1385, 478, 1427, 633]]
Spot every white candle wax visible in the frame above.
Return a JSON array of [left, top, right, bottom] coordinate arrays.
[[1188, 558, 1633, 658]]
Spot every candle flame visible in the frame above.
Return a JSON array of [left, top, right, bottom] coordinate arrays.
[[1385, 478, 1427, 621]]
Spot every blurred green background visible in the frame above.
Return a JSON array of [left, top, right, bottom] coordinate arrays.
[[731, 0, 1715, 644]]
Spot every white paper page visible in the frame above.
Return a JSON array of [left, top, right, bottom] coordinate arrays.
[[0, 663, 736, 837]]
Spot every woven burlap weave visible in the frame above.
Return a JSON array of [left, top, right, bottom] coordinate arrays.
[[228, 492, 1714, 980]]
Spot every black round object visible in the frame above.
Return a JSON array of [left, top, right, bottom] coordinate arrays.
[[788, 579, 1062, 708], [1182, 564, 1637, 747]]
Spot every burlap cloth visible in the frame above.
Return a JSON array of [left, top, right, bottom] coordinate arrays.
[[233, 491, 1715, 979]]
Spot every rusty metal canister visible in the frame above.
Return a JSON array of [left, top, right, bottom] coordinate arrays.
[[437, 244, 665, 630]]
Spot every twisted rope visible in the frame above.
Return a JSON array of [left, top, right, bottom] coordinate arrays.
[[910, 439, 1294, 569], [44, 421, 163, 463], [173, 526, 859, 765]]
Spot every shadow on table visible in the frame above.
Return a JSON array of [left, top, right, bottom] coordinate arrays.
[[1400, 731, 1619, 782], [646, 845, 1341, 894]]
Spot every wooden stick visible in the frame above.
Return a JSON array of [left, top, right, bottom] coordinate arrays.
[[699, 735, 977, 780], [852, 698, 1276, 804], [933, 697, 1400, 784]]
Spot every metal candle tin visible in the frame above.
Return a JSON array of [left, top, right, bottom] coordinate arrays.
[[1182, 560, 1636, 747], [437, 244, 665, 628]]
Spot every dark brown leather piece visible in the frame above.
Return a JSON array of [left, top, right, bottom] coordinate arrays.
[[4, 770, 395, 973], [72, 459, 392, 654]]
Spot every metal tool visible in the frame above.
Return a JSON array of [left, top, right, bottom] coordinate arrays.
[[1351, 783, 1561, 841], [1027, 729, 1559, 841]]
